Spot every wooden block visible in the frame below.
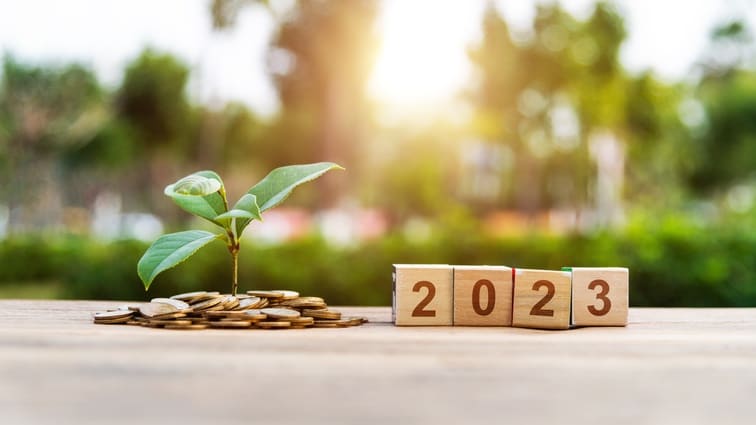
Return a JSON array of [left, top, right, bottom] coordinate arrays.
[[570, 267, 629, 327], [512, 269, 571, 330], [453, 266, 513, 326], [393, 264, 453, 326]]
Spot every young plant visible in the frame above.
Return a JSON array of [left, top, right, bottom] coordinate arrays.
[[137, 162, 343, 296]]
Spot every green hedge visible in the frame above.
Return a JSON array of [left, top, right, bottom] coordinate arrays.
[[1, 219, 754, 306]]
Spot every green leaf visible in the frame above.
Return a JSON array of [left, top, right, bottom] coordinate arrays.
[[215, 209, 258, 221], [171, 174, 221, 195], [247, 162, 344, 213], [214, 194, 262, 235], [137, 230, 224, 290], [164, 171, 228, 227], [230, 193, 262, 236]]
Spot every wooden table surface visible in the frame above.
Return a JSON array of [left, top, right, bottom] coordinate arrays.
[[1, 300, 755, 425]]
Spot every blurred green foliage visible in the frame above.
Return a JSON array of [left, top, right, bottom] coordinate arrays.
[[692, 71, 756, 192], [1, 1, 755, 305], [1, 212, 754, 306]]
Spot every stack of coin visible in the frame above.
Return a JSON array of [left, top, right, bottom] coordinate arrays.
[[93, 308, 135, 325], [92, 290, 368, 331]]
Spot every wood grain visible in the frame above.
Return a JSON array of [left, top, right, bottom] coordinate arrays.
[[571, 267, 629, 326], [393, 264, 453, 326], [1, 300, 756, 425], [453, 266, 512, 326], [512, 269, 572, 329]]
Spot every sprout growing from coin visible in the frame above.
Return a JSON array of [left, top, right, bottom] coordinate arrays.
[[137, 162, 343, 296]]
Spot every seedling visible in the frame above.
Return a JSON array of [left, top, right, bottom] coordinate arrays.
[[137, 162, 343, 296]]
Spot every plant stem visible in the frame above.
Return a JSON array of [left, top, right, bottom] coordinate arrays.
[[228, 217, 240, 296], [227, 221, 240, 297], [231, 247, 239, 297]]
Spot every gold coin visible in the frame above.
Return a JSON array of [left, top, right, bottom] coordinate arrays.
[[241, 310, 267, 321], [288, 316, 315, 325], [260, 308, 300, 320], [151, 312, 188, 320], [314, 319, 352, 327], [94, 310, 133, 320], [191, 296, 224, 311], [280, 296, 325, 307], [235, 297, 263, 310], [287, 303, 327, 310], [164, 324, 208, 330], [147, 319, 192, 326], [151, 298, 190, 311], [203, 310, 247, 319], [113, 305, 140, 312], [206, 304, 227, 312], [186, 292, 222, 304], [271, 290, 299, 300], [256, 321, 291, 329], [281, 302, 326, 310], [208, 321, 252, 329], [221, 295, 240, 310], [312, 323, 339, 328], [246, 290, 284, 298], [139, 302, 179, 318], [170, 291, 207, 301], [346, 317, 365, 326], [302, 309, 341, 320], [95, 288, 363, 331], [94, 316, 132, 325]]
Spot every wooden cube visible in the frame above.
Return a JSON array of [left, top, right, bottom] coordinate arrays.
[[453, 266, 513, 326], [570, 267, 628, 327], [393, 264, 453, 326], [512, 269, 571, 330]]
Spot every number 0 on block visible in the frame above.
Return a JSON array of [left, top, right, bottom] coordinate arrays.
[[393, 265, 453, 326], [453, 266, 513, 326]]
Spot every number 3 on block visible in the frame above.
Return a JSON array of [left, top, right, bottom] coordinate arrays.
[[393, 265, 453, 326], [570, 267, 629, 327], [512, 269, 572, 330]]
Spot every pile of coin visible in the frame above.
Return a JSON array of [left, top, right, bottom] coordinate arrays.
[[93, 290, 367, 330]]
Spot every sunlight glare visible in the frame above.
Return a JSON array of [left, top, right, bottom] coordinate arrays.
[[368, 0, 480, 116]]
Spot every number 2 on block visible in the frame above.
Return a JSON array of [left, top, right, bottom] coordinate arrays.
[[587, 279, 611, 316], [529, 280, 555, 317], [412, 281, 436, 317]]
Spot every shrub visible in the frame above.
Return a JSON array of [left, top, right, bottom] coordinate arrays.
[[0, 220, 754, 306]]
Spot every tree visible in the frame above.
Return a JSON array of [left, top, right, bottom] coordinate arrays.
[[114, 49, 196, 214], [0, 56, 104, 233], [207, 1, 378, 208], [268, 0, 378, 208], [117, 49, 192, 153], [467, 2, 697, 224], [691, 20, 756, 193], [467, 4, 600, 215]]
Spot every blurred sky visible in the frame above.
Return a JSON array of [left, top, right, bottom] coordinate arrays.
[[0, 0, 754, 117]]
